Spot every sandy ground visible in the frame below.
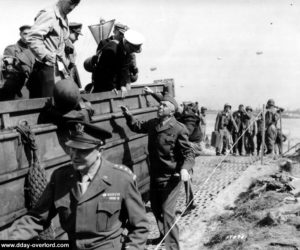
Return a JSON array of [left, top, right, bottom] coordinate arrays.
[[179, 158, 279, 250]]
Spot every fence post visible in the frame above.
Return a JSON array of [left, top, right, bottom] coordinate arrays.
[[261, 105, 265, 164]]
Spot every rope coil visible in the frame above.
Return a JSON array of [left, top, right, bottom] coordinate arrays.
[[16, 120, 54, 239]]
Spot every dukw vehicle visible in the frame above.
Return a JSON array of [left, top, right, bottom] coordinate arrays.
[[0, 78, 175, 238]]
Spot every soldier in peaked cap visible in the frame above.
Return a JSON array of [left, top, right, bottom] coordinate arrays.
[[9, 121, 149, 250], [65, 22, 83, 88], [121, 95, 195, 250]]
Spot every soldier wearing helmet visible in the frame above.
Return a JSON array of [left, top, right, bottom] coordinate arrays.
[[265, 99, 281, 155], [214, 103, 238, 155]]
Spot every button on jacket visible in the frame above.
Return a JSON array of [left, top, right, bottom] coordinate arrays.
[[9, 158, 149, 250]]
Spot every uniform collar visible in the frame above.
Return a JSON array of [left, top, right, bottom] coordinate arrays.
[[17, 39, 28, 49], [70, 157, 112, 203], [53, 4, 69, 29], [156, 116, 176, 132]]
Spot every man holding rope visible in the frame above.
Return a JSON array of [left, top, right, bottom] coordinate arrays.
[[121, 95, 195, 250]]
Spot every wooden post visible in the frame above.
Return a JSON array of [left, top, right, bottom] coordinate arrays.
[[261, 105, 265, 164]]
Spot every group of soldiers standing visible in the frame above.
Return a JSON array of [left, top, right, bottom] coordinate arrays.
[[214, 99, 285, 157]]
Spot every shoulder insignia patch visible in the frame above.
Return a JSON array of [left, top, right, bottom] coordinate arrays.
[[113, 164, 136, 180]]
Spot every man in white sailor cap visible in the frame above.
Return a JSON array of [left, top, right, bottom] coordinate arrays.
[[88, 28, 144, 97]]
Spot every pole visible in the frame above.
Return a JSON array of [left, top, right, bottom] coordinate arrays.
[[279, 112, 283, 156], [261, 105, 265, 164]]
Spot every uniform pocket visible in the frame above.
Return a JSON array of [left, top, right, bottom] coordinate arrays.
[[96, 201, 121, 232]]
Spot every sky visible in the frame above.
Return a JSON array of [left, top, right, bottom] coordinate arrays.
[[0, 0, 300, 110]]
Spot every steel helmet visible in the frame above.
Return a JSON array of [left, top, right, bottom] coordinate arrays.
[[53, 78, 81, 112], [84, 56, 96, 73], [267, 99, 275, 107]]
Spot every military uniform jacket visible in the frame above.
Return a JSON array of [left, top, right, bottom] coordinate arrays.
[[215, 111, 237, 131], [27, 4, 69, 66], [9, 158, 149, 250], [265, 108, 280, 128], [232, 110, 251, 132], [3, 40, 35, 77], [178, 112, 201, 143], [244, 114, 258, 136], [92, 40, 132, 93], [125, 115, 195, 180]]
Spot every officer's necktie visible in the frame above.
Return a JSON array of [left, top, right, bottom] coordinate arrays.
[[78, 175, 90, 195]]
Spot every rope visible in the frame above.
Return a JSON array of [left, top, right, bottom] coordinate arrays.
[[283, 142, 300, 157], [15, 120, 55, 240], [154, 111, 263, 250]]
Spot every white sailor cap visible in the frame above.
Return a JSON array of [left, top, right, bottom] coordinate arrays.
[[124, 30, 145, 46]]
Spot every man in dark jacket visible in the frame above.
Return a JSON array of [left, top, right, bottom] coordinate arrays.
[[9, 121, 149, 250], [265, 99, 281, 155], [232, 104, 250, 156], [91, 29, 144, 97], [0, 25, 35, 100], [121, 95, 195, 250]]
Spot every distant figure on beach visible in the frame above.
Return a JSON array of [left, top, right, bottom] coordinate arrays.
[[231, 104, 250, 156], [244, 106, 257, 156], [265, 99, 283, 155], [214, 103, 238, 155]]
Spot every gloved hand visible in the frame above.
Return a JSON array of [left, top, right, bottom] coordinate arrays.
[[143, 86, 154, 94], [121, 86, 128, 98], [180, 169, 190, 182], [120, 105, 131, 116]]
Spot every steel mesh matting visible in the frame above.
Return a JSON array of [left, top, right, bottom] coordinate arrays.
[[146, 155, 259, 250]]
